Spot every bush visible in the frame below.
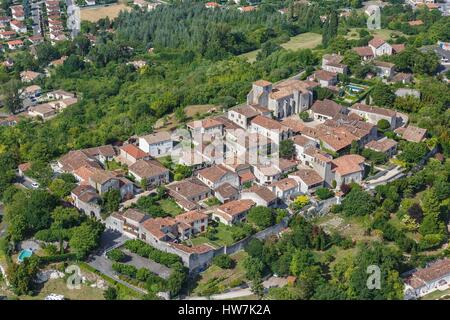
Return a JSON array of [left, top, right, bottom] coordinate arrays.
[[315, 188, 334, 200], [107, 249, 126, 262], [104, 287, 118, 300], [213, 254, 235, 269]]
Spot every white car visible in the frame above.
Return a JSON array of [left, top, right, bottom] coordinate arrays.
[[31, 182, 40, 189]]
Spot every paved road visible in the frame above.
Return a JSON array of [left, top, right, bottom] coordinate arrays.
[[364, 165, 405, 190]]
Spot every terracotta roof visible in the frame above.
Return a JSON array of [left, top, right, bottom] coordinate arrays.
[[197, 165, 235, 184], [323, 53, 344, 64], [365, 138, 397, 153], [171, 243, 214, 254], [71, 185, 99, 203], [238, 170, 256, 184], [187, 118, 223, 130], [217, 199, 255, 218], [391, 72, 413, 82], [372, 60, 395, 68], [353, 46, 374, 57], [239, 5, 256, 12], [408, 20, 423, 26], [253, 80, 272, 87], [281, 118, 306, 133], [89, 168, 116, 185], [313, 69, 337, 81], [331, 154, 365, 176], [289, 169, 323, 186], [269, 178, 298, 191], [142, 217, 177, 240], [369, 38, 386, 48], [140, 131, 172, 145], [244, 185, 277, 203], [120, 144, 149, 159], [121, 208, 148, 223], [7, 39, 23, 45], [18, 162, 31, 173], [251, 115, 289, 131], [392, 43, 406, 53], [58, 150, 102, 172], [269, 79, 312, 99], [175, 210, 208, 224], [311, 99, 345, 118], [129, 159, 169, 179], [291, 134, 316, 147], [405, 259, 450, 289], [73, 165, 97, 184], [82, 145, 116, 158], [351, 103, 396, 118], [230, 104, 271, 118], [167, 178, 210, 199], [214, 182, 238, 199], [395, 125, 426, 142]]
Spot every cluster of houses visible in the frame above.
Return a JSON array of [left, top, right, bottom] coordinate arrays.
[[0, 0, 69, 51], [12, 63, 426, 267], [133, 0, 165, 11]]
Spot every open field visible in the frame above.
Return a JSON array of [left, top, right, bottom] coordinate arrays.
[[80, 4, 131, 22], [159, 198, 183, 217], [21, 278, 105, 300], [239, 32, 322, 62]]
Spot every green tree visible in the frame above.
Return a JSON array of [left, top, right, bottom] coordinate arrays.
[[279, 139, 295, 159], [101, 189, 121, 216], [247, 206, 274, 229]]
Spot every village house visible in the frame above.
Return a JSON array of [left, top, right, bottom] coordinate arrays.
[[249, 115, 293, 144], [107, 208, 150, 238], [128, 159, 170, 187], [323, 117, 377, 145], [372, 60, 396, 78], [238, 5, 256, 12], [28, 35, 44, 45], [187, 118, 224, 142], [322, 53, 348, 74], [6, 39, 23, 50], [20, 70, 44, 83], [240, 184, 278, 207], [353, 38, 405, 60], [166, 178, 212, 210], [138, 131, 173, 157], [71, 185, 102, 219], [267, 178, 300, 200], [46, 90, 76, 100], [404, 258, 450, 300], [0, 31, 16, 40], [28, 103, 57, 120], [20, 85, 41, 104], [118, 143, 151, 165], [252, 158, 298, 185], [365, 138, 398, 157], [196, 164, 240, 189], [0, 16, 11, 28], [214, 182, 239, 203], [18, 162, 32, 177], [394, 125, 427, 142], [310, 99, 347, 122], [140, 217, 179, 244], [10, 5, 25, 21], [291, 135, 318, 161], [213, 199, 255, 225], [391, 73, 414, 84], [247, 79, 314, 119], [331, 154, 366, 188], [174, 210, 209, 237], [349, 103, 397, 129], [57, 146, 114, 173], [9, 20, 26, 33], [309, 69, 338, 87], [288, 168, 324, 194], [227, 104, 272, 129]]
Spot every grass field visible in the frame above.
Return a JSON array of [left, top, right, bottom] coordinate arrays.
[[80, 4, 131, 22], [239, 32, 322, 62], [21, 278, 105, 300], [346, 28, 407, 41]]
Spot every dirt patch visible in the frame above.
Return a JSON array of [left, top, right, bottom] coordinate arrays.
[[80, 4, 131, 22]]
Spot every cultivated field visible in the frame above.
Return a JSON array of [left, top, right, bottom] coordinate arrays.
[[80, 4, 131, 22], [346, 28, 407, 41]]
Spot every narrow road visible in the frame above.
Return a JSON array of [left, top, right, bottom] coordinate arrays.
[[184, 288, 253, 300]]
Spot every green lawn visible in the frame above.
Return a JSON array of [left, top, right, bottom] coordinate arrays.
[[421, 287, 450, 300], [239, 32, 322, 62], [159, 198, 183, 217]]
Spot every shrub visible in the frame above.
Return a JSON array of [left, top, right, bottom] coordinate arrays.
[[213, 254, 235, 269], [315, 188, 334, 200], [107, 249, 126, 262]]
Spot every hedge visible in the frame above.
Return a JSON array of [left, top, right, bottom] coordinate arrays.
[[123, 239, 181, 267]]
